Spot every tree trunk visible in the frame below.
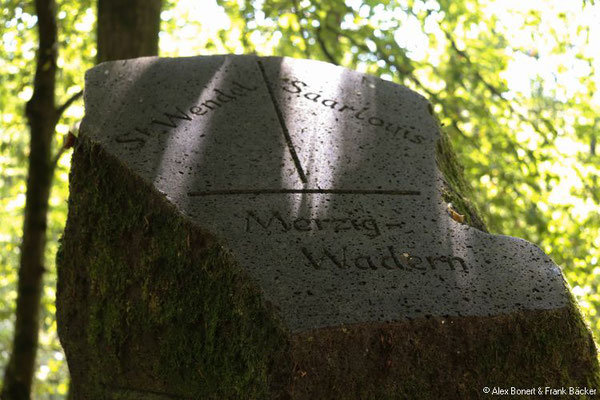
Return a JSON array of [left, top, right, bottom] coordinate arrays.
[[1, 1, 59, 399], [0, 0, 161, 397], [97, 0, 162, 63]]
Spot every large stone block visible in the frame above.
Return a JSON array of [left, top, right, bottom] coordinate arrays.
[[57, 55, 599, 399]]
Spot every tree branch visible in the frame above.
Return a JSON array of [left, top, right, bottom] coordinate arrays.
[[315, 26, 339, 65], [50, 143, 66, 172], [441, 28, 557, 142], [291, 0, 312, 59], [56, 90, 83, 118]]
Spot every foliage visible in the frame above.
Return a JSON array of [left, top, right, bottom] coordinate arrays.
[[1, 0, 599, 397], [1, 0, 93, 397]]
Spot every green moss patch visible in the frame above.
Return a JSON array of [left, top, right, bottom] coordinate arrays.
[[435, 128, 488, 232], [57, 138, 292, 399]]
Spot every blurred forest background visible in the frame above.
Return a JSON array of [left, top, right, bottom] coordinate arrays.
[[1, 0, 599, 397]]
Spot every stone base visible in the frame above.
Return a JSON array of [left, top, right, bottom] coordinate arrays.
[[57, 138, 599, 399], [288, 310, 597, 399]]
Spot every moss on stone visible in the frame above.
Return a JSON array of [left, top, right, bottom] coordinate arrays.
[[57, 138, 292, 399], [435, 127, 488, 232]]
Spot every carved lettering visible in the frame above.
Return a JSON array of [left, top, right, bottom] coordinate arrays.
[[245, 211, 290, 232], [322, 99, 339, 109], [244, 210, 383, 237], [332, 218, 352, 232], [293, 218, 312, 231], [151, 106, 192, 128], [115, 80, 258, 150], [302, 246, 467, 272], [301, 247, 350, 270], [354, 255, 377, 270], [426, 256, 468, 272], [368, 116, 385, 127], [338, 105, 356, 112], [281, 79, 307, 94], [355, 107, 369, 120], [408, 255, 425, 270], [189, 106, 207, 116], [304, 92, 321, 102], [449, 256, 467, 271], [360, 219, 380, 237], [381, 246, 405, 270], [279, 76, 426, 144], [214, 89, 236, 103], [200, 100, 222, 110]]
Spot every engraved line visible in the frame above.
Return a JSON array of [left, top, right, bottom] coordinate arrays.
[[188, 189, 421, 196], [256, 60, 308, 184]]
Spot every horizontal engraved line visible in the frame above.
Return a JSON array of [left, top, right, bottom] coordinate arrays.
[[187, 189, 421, 196]]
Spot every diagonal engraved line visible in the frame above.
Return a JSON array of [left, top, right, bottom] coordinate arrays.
[[188, 189, 421, 196], [257, 60, 308, 183]]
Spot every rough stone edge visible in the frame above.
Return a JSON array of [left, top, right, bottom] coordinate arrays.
[[432, 108, 488, 232]]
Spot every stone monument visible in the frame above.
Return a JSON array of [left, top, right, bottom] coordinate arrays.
[[57, 55, 599, 399]]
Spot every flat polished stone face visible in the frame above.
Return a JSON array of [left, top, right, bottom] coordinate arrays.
[[82, 55, 567, 332]]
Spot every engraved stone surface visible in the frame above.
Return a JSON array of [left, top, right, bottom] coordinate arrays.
[[81, 55, 567, 332], [60, 55, 599, 399]]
